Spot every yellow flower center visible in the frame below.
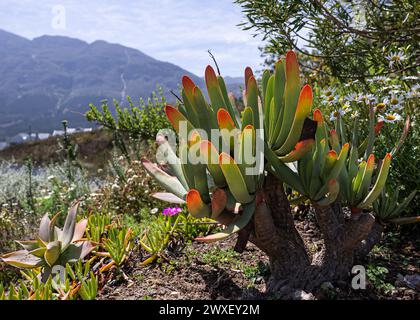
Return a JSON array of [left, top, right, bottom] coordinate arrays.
[[391, 56, 400, 62], [386, 114, 396, 121], [376, 103, 386, 110], [334, 111, 339, 117], [327, 96, 334, 101], [326, 91, 332, 96], [391, 98, 399, 105]]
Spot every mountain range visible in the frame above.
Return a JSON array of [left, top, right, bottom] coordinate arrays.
[[0, 29, 242, 140]]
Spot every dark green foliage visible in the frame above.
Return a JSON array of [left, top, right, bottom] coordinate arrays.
[[86, 88, 171, 145], [236, 0, 419, 80]]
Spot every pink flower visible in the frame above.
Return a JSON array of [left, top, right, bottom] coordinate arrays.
[[162, 207, 182, 216]]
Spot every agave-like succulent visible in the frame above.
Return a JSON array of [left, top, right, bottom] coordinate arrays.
[[142, 51, 315, 242], [1, 203, 95, 281]]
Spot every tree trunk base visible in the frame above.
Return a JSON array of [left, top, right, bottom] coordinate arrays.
[[239, 174, 383, 298]]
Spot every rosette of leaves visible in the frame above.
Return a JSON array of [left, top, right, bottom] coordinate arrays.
[[1, 203, 96, 281]]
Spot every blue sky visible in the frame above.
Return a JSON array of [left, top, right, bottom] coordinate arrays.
[[0, 0, 265, 77]]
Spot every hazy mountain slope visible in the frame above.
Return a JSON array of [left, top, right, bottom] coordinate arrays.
[[0, 30, 217, 139]]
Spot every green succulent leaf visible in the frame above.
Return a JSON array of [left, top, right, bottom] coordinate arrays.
[[195, 201, 255, 242], [141, 158, 188, 199], [44, 241, 61, 267], [1, 250, 44, 269]]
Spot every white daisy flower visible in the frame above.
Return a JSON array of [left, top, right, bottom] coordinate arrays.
[[379, 113, 403, 123], [386, 51, 407, 68], [406, 84, 420, 99], [330, 108, 349, 121], [356, 93, 376, 105], [322, 87, 337, 97], [345, 92, 359, 102], [389, 92, 405, 109]]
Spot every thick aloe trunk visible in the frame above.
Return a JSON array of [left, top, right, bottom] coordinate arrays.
[[237, 174, 381, 298]]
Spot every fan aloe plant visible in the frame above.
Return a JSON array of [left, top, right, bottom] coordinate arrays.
[[142, 50, 418, 297], [1, 203, 96, 282]]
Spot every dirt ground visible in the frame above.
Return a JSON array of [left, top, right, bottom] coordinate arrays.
[[98, 218, 419, 300]]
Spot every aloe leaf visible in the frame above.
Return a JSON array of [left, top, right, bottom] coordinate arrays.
[[313, 109, 329, 143], [211, 188, 228, 219], [217, 108, 239, 152], [277, 51, 300, 148], [205, 65, 226, 113], [182, 75, 196, 103], [60, 242, 95, 263], [241, 106, 254, 130], [28, 247, 47, 258], [264, 75, 275, 136], [61, 203, 79, 250], [246, 75, 260, 129], [181, 89, 199, 128], [141, 158, 187, 199], [265, 143, 305, 195], [276, 85, 313, 155], [316, 179, 339, 206], [39, 214, 50, 242], [358, 153, 392, 208], [244, 67, 253, 90], [195, 201, 255, 243], [193, 163, 210, 204], [156, 136, 189, 190], [278, 139, 314, 162], [351, 161, 367, 203], [199, 140, 226, 187], [355, 154, 375, 203], [322, 150, 337, 177], [152, 192, 186, 204], [217, 76, 239, 127], [270, 60, 286, 146], [309, 138, 325, 198], [219, 152, 254, 204], [47, 212, 61, 242], [1, 250, 44, 268], [165, 105, 195, 135], [186, 189, 211, 218], [72, 219, 88, 242], [237, 125, 256, 194], [192, 87, 214, 135], [44, 241, 61, 267], [329, 130, 341, 153], [261, 69, 271, 102], [314, 143, 349, 200], [16, 240, 39, 252], [298, 149, 312, 192]]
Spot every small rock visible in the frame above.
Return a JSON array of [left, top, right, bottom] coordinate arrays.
[[253, 276, 263, 284], [293, 290, 315, 300]]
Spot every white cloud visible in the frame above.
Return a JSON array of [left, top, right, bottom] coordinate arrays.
[[0, 0, 264, 76]]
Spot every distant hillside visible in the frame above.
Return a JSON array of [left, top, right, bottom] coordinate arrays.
[[0, 29, 243, 140], [0, 129, 114, 170]]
